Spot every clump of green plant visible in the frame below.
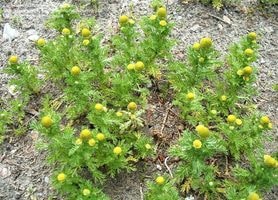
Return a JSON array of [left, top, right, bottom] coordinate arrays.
[[29, 3, 174, 199], [0, 54, 42, 141], [198, 0, 241, 10], [168, 32, 277, 199], [145, 175, 180, 200], [259, 0, 278, 5]]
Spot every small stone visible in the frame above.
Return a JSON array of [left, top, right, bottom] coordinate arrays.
[[190, 24, 200, 32], [44, 176, 49, 183], [0, 165, 11, 178], [218, 23, 223, 30], [28, 35, 39, 41], [223, 15, 231, 25], [156, 164, 162, 170], [3, 23, 19, 41]]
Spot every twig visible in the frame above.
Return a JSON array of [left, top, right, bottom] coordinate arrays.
[[140, 183, 144, 200], [168, 108, 180, 118], [225, 156, 229, 176], [164, 156, 173, 178], [160, 105, 172, 135], [208, 13, 231, 25], [0, 152, 6, 162]]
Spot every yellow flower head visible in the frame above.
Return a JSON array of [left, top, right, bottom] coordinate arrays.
[[75, 138, 82, 145], [119, 15, 129, 25], [145, 144, 152, 150], [57, 173, 66, 182], [80, 129, 92, 140], [243, 76, 250, 81], [196, 125, 210, 138], [135, 61, 144, 71], [127, 102, 137, 111], [150, 15, 157, 20], [83, 189, 91, 196], [198, 57, 205, 63], [127, 63, 135, 70], [220, 95, 227, 102], [244, 48, 254, 57], [260, 116, 270, 125], [96, 133, 105, 141], [41, 116, 53, 128], [128, 19, 135, 25], [81, 28, 91, 37], [159, 20, 167, 27], [229, 126, 235, 130], [193, 139, 202, 149], [235, 118, 242, 126], [193, 42, 201, 50], [61, 3, 71, 9], [103, 106, 108, 112], [248, 32, 257, 40], [186, 92, 195, 101], [243, 66, 253, 75], [62, 28, 71, 36], [237, 69, 244, 76], [157, 7, 167, 18], [227, 115, 236, 123], [116, 111, 123, 117], [210, 110, 217, 115], [264, 155, 276, 167], [37, 38, 46, 47], [88, 138, 96, 146], [83, 39, 90, 46], [200, 37, 213, 48], [155, 176, 165, 185], [95, 103, 104, 111], [71, 66, 81, 76], [9, 55, 18, 64], [247, 192, 260, 200], [113, 146, 122, 155]]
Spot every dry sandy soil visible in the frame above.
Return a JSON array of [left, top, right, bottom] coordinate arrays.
[[0, 0, 277, 199]]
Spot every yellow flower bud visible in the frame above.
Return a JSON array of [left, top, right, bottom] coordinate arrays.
[[196, 125, 210, 138], [113, 146, 122, 155], [200, 37, 213, 48], [81, 28, 91, 37], [9, 55, 18, 64], [157, 7, 167, 18], [155, 176, 165, 185], [159, 20, 167, 27], [193, 139, 202, 149], [57, 173, 66, 182]]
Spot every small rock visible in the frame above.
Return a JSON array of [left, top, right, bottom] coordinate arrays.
[[263, 26, 274, 33], [3, 23, 19, 42], [190, 24, 200, 32], [223, 15, 231, 25], [44, 176, 49, 183], [26, 29, 38, 36], [260, 58, 266, 64], [156, 164, 162, 170], [28, 35, 39, 42], [218, 23, 223, 30], [0, 165, 11, 178], [26, 29, 39, 41]]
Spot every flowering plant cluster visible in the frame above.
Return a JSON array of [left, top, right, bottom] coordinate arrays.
[[1, 1, 277, 200]]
